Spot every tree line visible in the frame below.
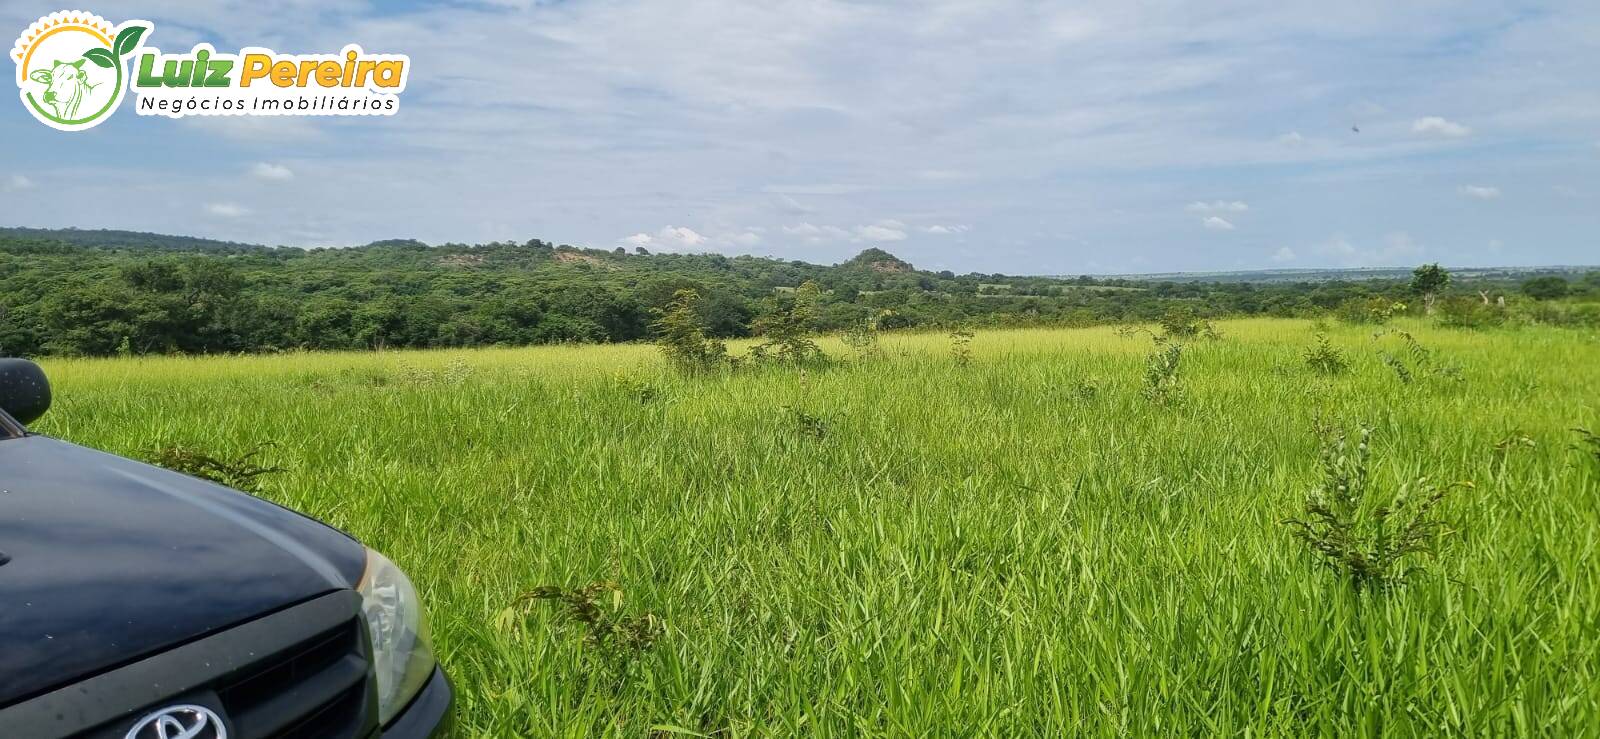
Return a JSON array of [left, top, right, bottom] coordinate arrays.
[[1, 232, 1595, 357]]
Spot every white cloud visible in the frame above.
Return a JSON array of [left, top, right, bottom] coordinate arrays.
[[656, 225, 706, 247], [925, 224, 969, 234], [251, 162, 295, 181], [783, 222, 844, 240], [1271, 246, 1296, 262], [3, 174, 33, 191], [1186, 200, 1249, 214], [783, 221, 909, 243], [855, 223, 908, 242], [726, 231, 762, 247], [787, 222, 838, 239], [1201, 216, 1235, 231], [622, 226, 714, 251], [1275, 132, 1306, 146], [1457, 184, 1500, 200], [206, 202, 250, 218], [1412, 116, 1471, 138]]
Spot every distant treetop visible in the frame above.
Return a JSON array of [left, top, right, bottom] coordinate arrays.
[[844, 248, 913, 273], [362, 239, 431, 249], [0, 227, 269, 253]]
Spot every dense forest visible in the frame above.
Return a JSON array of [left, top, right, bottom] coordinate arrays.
[[1, 229, 1595, 356]]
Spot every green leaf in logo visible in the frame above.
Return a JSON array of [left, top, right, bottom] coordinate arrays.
[[113, 26, 147, 57], [82, 47, 117, 69]]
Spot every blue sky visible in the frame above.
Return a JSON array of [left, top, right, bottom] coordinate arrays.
[[2, 0, 1596, 274]]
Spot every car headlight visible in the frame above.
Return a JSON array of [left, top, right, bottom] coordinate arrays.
[[357, 548, 436, 726]]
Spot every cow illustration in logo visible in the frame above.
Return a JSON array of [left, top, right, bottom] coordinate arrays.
[[32, 58, 96, 118], [11, 11, 151, 131]]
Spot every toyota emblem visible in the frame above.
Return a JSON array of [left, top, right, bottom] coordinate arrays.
[[124, 704, 226, 739]]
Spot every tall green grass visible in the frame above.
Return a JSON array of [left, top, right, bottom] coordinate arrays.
[[33, 319, 1600, 736]]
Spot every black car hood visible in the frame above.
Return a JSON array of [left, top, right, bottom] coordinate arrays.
[[0, 436, 366, 707]]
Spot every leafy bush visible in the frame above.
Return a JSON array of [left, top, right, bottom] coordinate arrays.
[[1521, 276, 1570, 301], [1373, 329, 1463, 383], [651, 289, 729, 373], [1518, 301, 1600, 328], [840, 311, 887, 359], [1157, 305, 1218, 339], [949, 327, 974, 366], [518, 581, 663, 685], [750, 281, 827, 365], [613, 373, 661, 403], [1304, 333, 1348, 375], [150, 443, 282, 493], [1380, 353, 1414, 384], [1283, 424, 1466, 594], [1333, 296, 1405, 325], [783, 406, 830, 440], [1435, 295, 1507, 329], [1142, 341, 1184, 404]]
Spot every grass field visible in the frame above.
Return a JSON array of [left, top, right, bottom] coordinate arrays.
[[32, 319, 1600, 736]]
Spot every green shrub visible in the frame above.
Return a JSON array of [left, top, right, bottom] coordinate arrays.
[[1373, 329, 1463, 383], [1304, 333, 1348, 375], [1333, 296, 1405, 325], [783, 406, 829, 441], [950, 327, 974, 366], [150, 443, 282, 493], [1142, 341, 1184, 404], [1518, 301, 1600, 328], [517, 581, 663, 686], [1283, 424, 1466, 594], [1522, 276, 1570, 301], [651, 289, 729, 373], [1436, 295, 1507, 329], [841, 311, 888, 359], [613, 373, 661, 403], [1157, 305, 1214, 338], [750, 281, 827, 365]]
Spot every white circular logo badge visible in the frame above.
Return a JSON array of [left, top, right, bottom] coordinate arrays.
[[11, 10, 151, 131]]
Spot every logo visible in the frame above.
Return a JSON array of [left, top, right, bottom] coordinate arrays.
[[13, 10, 409, 131], [11, 11, 150, 131], [124, 704, 226, 739]]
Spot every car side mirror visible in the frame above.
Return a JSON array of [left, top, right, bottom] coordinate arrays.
[[0, 358, 51, 426]]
